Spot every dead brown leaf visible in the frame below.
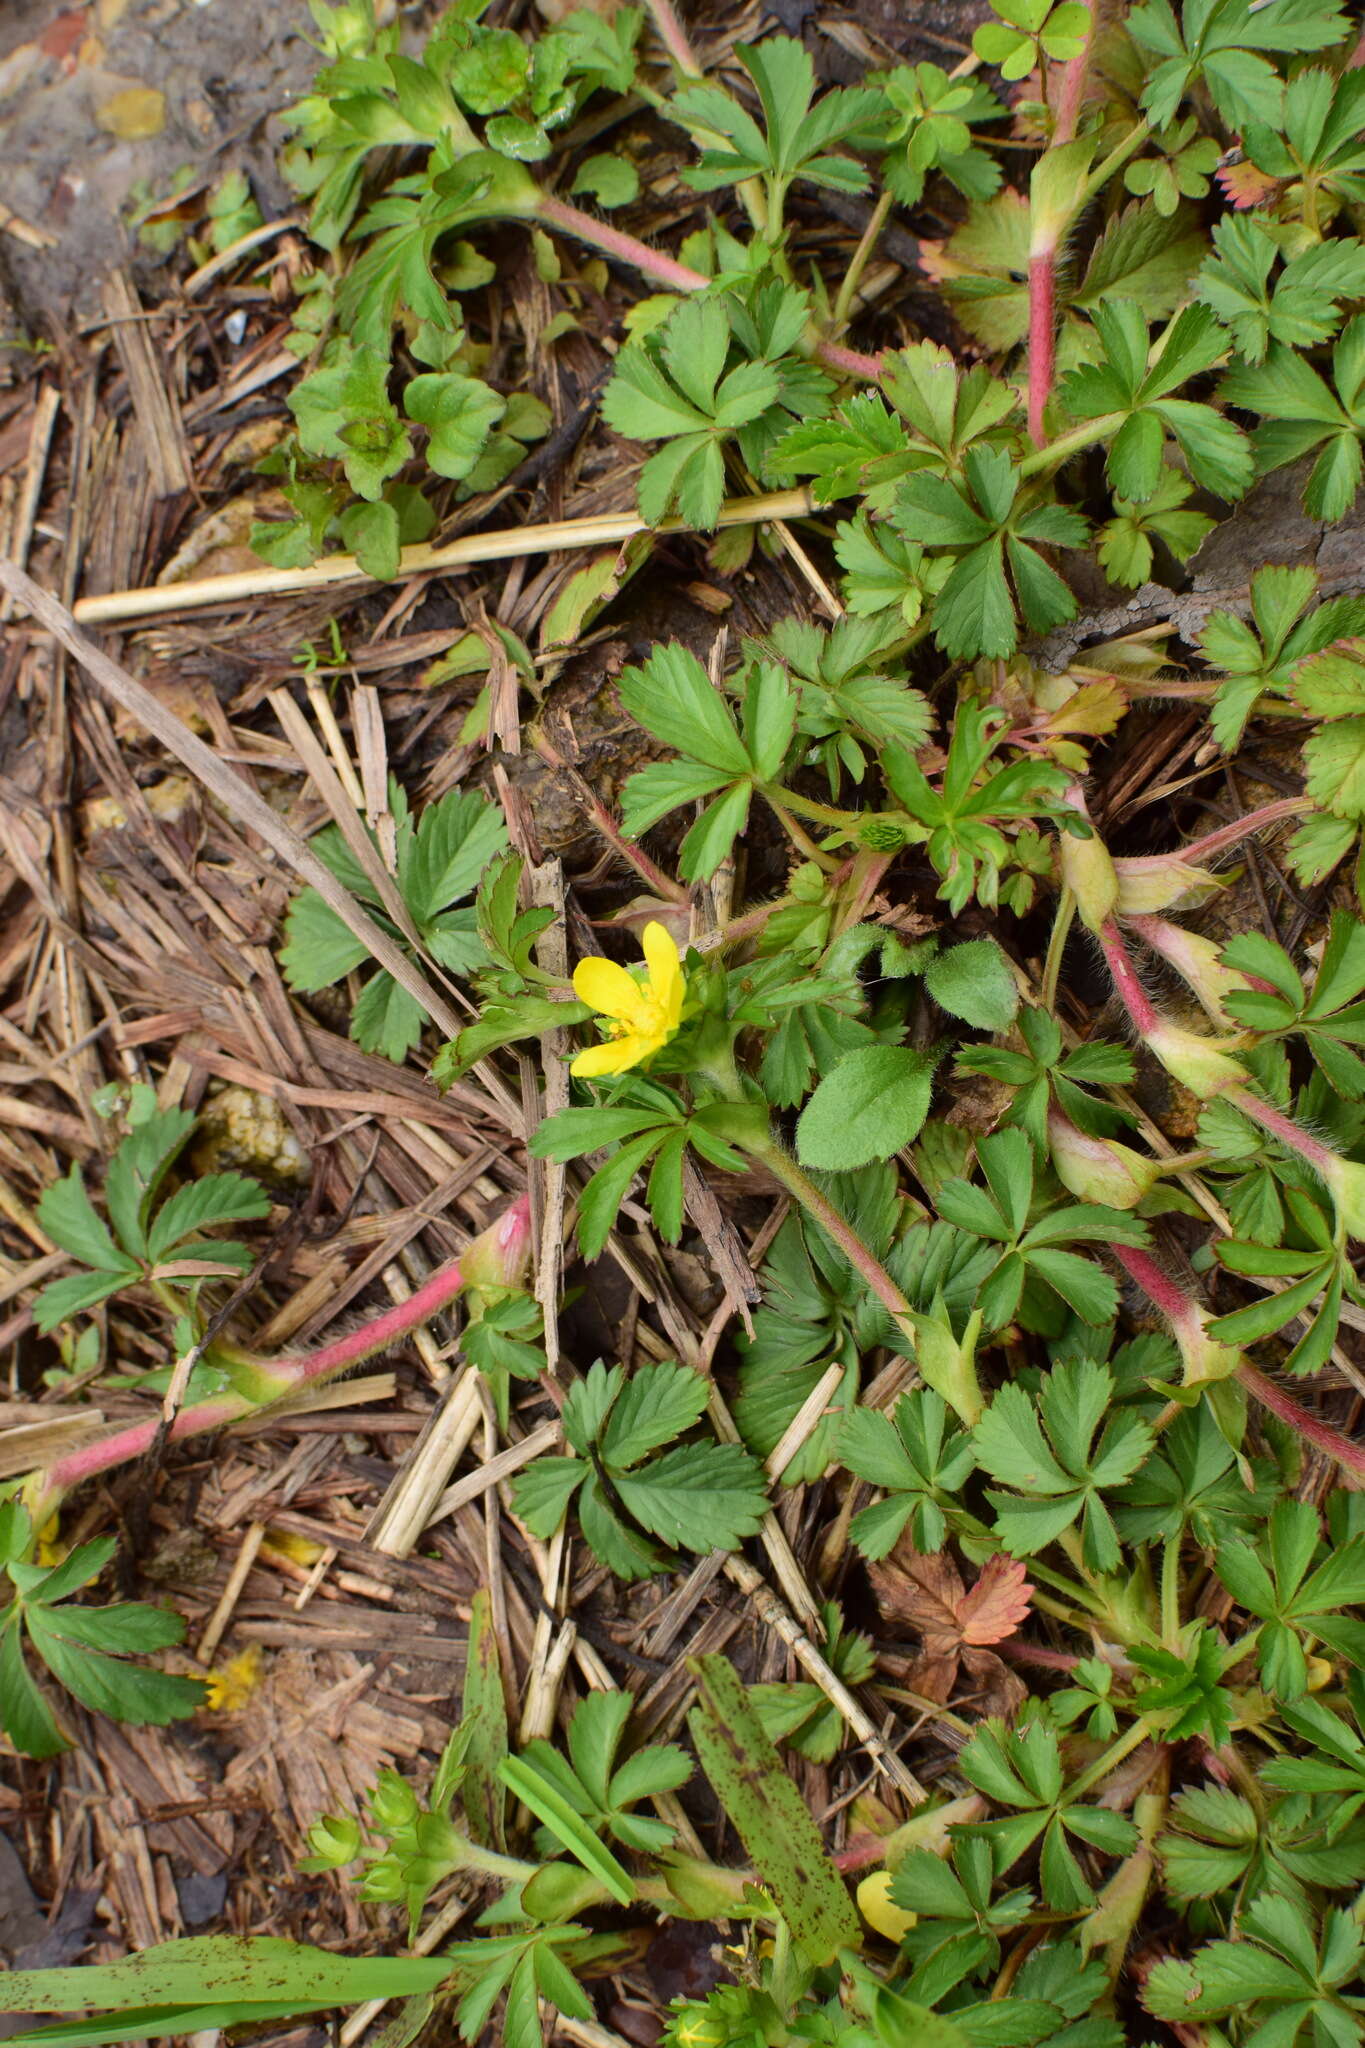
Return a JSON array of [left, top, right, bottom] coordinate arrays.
[[870, 1543, 1034, 1718]]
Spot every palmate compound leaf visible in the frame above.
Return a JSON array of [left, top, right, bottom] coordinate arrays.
[[1143, 1893, 1365, 2042], [32, 1106, 269, 1334], [1214, 1498, 1365, 1696], [867, 1544, 1033, 1714], [1059, 301, 1251, 504], [669, 35, 882, 203], [954, 1716, 1138, 1912], [971, 1358, 1155, 1571], [518, 1721, 687, 1859], [617, 646, 798, 882], [769, 338, 1018, 510], [1129, 0, 1353, 133], [1221, 315, 1365, 522], [601, 296, 781, 529], [1, 1509, 206, 1758], [1195, 215, 1365, 364], [894, 447, 1088, 659], [841, 1389, 978, 1557], [1157, 1773, 1365, 1902], [1098, 465, 1214, 587], [510, 1361, 769, 1581], [282, 783, 507, 1059]]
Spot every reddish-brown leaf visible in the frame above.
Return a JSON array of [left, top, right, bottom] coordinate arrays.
[[956, 1553, 1034, 1647], [868, 1547, 965, 1654], [1216, 158, 1283, 211], [870, 1544, 1032, 1651]]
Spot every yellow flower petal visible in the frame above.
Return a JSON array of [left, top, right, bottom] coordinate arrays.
[[571, 1035, 648, 1078], [205, 1644, 264, 1713], [857, 1870, 917, 1942], [573, 955, 648, 1025], [641, 921, 683, 1027]]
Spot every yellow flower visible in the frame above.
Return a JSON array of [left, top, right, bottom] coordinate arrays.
[[261, 1526, 327, 1567], [571, 922, 684, 1078], [204, 1644, 264, 1712]]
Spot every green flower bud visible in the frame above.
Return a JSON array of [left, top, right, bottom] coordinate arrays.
[[358, 1853, 406, 1903], [1176, 1312, 1241, 1389], [1324, 1156, 1365, 1242], [1059, 825, 1118, 932], [1126, 916, 1247, 1028], [858, 814, 911, 852], [368, 1769, 419, 1835], [302, 1813, 362, 1868], [1048, 1106, 1160, 1210], [1147, 1021, 1249, 1100], [1113, 853, 1223, 915]]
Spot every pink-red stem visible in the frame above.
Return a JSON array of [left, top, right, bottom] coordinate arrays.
[[1114, 1245, 1201, 1338], [1236, 1360, 1365, 1480], [536, 197, 884, 385], [35, 1197, 533, 1511], [1225, 1087, 1339, 1180], [1099, 918, 1161, 1035], [1114, 1244, 1365, 1482], [45, 1396, 249, 1498], [1167, 799, 1304, 867], [1027, 255, 1056, 449], [643, 0, 702, 75], [538, 196, 711, 295]]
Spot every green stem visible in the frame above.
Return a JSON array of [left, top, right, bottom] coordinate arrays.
[[1219, 1625, 1262, 1679], [768, 797, 841, 868], [1160, 1536, 1182, 1649], [745, 1134, 919, 1349], [458, 1839, 541, 1885], [833, 191, 893, 331], [766, 784, 860, 829], [1079, 118, 1151, 211], [1066, 1717, 1155, 1803], [1041, 885, 1076, 1013], [1018, 413, 1125, 479]]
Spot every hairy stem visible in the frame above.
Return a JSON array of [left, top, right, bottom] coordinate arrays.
[[28, 1198, 533, 1521], [1236, 1360, 1365, 1480], [1225, 1087, 1340, 1180], [767, 784, 859, 829], [1050, 9, 1094, 145], [537, 194, 711, 294], [747, 1136, 918, 1348], [1099, 918, 1161, 1036], [1114, 1244, 1365, 1482], [1161, 798, 1305, 867], [1114, 1244, 1201, 1336], [535, 196, 884, 382], [1018, 411, 1124, 477], [643, 0, 702, 74], [768, 797, 840, 869], [1026, 253, 1056, 449]]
